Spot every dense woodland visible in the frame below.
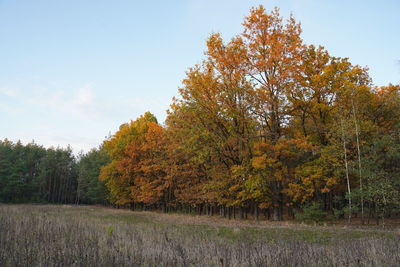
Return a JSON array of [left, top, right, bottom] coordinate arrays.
[[0, 140, 108, 205], [1, 6, 399, 223]]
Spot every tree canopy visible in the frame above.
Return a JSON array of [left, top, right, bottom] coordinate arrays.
[[1, 6, 399, 224]]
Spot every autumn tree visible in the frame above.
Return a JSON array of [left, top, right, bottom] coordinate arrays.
[[100, 112, 176, 210], [3, 5, 399, 225]]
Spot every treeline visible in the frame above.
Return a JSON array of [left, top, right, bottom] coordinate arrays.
[[99, 6, 400, 223], [0, 140, 109, 205], [1, 6, 399, 223]]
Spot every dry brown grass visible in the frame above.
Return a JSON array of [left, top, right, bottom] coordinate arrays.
[[0, 204, 399, 266], [132, 208, 400, 231]]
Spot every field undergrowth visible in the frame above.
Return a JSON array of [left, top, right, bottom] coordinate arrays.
[[0, 204, 399, 266]]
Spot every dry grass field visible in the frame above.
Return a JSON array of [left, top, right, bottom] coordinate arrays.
[[0, 204, 399, 266]]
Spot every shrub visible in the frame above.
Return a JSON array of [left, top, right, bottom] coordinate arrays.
[[295, 202, 327, 224]]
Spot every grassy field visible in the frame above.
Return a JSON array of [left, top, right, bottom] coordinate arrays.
[[0, 204, 399, 266]]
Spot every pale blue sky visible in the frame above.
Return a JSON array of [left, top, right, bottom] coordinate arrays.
[[1, 0, 399, 152]]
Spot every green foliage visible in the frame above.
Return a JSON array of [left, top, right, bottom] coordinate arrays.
[[295, 202, 328, 224], [0, 139, 78, 203], [0, 6, 399, 225], [106, 225, 114, 235], [359, 134, 400, 219], [77, 147, 110, 204]]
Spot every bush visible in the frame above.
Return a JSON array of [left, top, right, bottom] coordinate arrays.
[[295, 202, 327, 224]]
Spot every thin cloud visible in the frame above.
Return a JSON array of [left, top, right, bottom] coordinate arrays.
[[0, 83, 171, 152], [0, 87, 18, 97]]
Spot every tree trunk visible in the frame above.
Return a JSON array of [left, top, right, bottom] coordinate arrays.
[[352, 100, 364, 224], [272, 206, 282, 221], [340, 117, 352, 224], [265, 208, 271, 220], [254, 204, 259, 221]]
